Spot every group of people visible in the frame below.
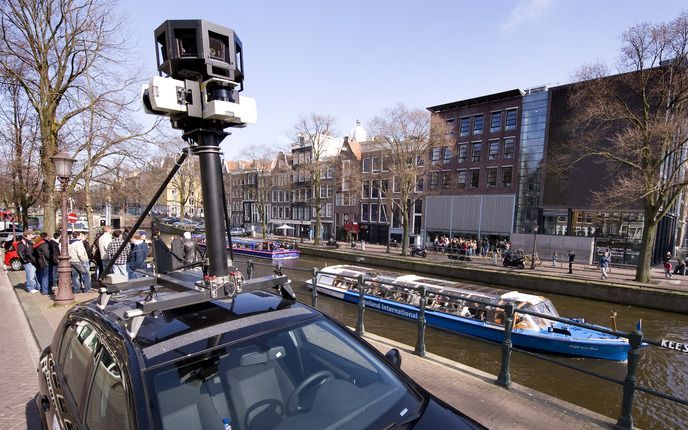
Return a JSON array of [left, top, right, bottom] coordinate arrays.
[[16, 225, 150, 295], [431, 236, 508, 256]]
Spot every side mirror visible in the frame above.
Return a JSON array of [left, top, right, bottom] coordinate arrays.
[[384, 348, 402, 368]]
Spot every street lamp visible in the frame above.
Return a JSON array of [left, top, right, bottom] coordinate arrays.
[[530, 223, 539, 270], [51, 152, 76, 306]]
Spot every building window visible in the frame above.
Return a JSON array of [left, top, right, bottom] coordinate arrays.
[[490, 111, 502, 133], [443, 146, 452, 164], [486, 168, 497, 188], [380, 205, 388, 223], [502, 166, 513, 187], [503, 138, 515, 160], [371, 180, 380, 198], [362, 157, 371, 173], [371, 203, 379, 222], [362, 182, 371, 198], [460, 117, 470, 136], [362, 203, 369, 221], [325, 203, 333, 218], [372, 157, 381, 172], [416, 177, 424, 192], [429, 173, 439, 189], [505, 109, 517, 130], [336, 193, 344, 206], [488, 140, 499, 160], [457, 170, 467, 188], [442, 171, 451, 188], [470, 169, 480, 188], [431, 147, 441, 164], [473, 114, 483, 135], [393, 176, 400, 193], [471, 142, 482, 162], [457, 144, 468, 163]]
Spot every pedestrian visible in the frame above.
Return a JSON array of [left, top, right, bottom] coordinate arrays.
[[17, 230, 39, 293], [127, 233, 148, 279], [170, 234, 184, 263], [600, 251, 611, 280], [106, 230, 130, 277], [567, 249, 575, 274], [552, 250, 558, 268], [68, 231, 91, 293], [48, 233, 61, 291], [97, 225, 113, 277], [663, 251, 673, 278], [182, 231, 198, 264], [35, 233, 52, 295]]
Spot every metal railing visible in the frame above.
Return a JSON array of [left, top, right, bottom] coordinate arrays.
[[240, 259, 687, 430]]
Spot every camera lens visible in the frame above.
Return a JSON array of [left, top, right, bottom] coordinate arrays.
[[207, 82, 233, 103]]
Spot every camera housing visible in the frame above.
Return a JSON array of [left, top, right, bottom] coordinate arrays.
[[142, 19, 255, 129]]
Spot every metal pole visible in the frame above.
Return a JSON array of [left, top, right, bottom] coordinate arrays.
[[54, 178, 74, 306], [101, 149, 189, 279], [311, 267, 318, 308], [355, 274, 365, 336], [497, 303, 515, 388], [614, 328, 644, 430], [414, 286, 427, 356]]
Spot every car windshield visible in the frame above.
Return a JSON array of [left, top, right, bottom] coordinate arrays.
[[145, 318, 423, 430]]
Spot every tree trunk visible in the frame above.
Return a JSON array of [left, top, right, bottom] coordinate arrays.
[[401, 205, 410, 256], [85, 175, 95, 243], [314, 209, 322, 245], [635, 211, 658, 283]]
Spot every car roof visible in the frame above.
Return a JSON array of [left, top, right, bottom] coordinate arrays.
[[74, 287, 320, 369]]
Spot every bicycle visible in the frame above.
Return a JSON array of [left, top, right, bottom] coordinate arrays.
[[524, 251, 543, 266]]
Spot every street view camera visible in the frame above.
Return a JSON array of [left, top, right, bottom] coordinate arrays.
[[142, 20, 256, 130]]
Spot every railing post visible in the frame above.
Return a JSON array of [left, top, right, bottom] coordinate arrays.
[[414, 286, 427, 357], [614, 328, 644, 430], [355, 275, 365, 336], [497, 302, 515, 388], [311, 267, 318, 308], [246, 260, 254, 280]]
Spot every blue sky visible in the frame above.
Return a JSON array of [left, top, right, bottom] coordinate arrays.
[[119, 0, 687, 158]]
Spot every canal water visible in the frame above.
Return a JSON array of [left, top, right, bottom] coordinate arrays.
[[238, 253, 687, 430]]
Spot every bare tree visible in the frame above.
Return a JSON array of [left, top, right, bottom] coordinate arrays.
[[0, 77, 42, 227], [368, 104, 449, 255], [292, 114, 339, 245], [563, 12, 688, 282], [0, 0, 134, 234], [242, 145, 276, 238]]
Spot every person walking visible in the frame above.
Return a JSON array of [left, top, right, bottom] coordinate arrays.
[[663, 251, 673, 278], [68, 231, 92, 293], [182, 231, 198, 264], [567, 250, 575, 274], [551, 250, 558, 268], [106, 230, 130, 277], [600, 251, 611, 280], [35, 233, 52, 295], [127, 233, 148, 279], [17, 230, 39, 293], [48, 233, 61, 292], [97, 225, 113, 277]]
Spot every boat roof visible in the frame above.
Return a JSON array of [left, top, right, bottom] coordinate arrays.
[[319, 265, 550, 307]]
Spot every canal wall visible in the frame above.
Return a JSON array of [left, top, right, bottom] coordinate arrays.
[[300, 245, 688, 315]]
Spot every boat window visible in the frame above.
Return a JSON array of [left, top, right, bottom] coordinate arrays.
[[318, 275, 335, 287], [533, 300, 559, 317]]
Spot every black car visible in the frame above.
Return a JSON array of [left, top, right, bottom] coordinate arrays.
[[36, 272, 485, 430]]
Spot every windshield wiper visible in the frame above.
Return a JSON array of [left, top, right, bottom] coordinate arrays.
[[382, 410, 423, 430]]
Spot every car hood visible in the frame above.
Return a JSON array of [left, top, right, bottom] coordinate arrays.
[[413, 398, 485, 429]]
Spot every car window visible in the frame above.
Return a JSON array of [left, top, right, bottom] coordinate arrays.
[[85, 346, 131, 430], [60, 322, 101, 410], [145, 318, 422, 430]]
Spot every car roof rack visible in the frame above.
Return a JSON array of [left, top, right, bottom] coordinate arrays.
[[97, 268, 295, 339]]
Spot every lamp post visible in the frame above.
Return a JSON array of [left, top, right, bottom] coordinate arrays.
[[530, 223, 539, 270], [51, 152, 76, 306]]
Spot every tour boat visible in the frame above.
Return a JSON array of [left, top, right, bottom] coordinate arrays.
[[307, 265, 630, 360], [197, 237, 300, 260]]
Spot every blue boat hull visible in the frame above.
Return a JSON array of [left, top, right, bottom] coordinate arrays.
[[315, 284, 629, 361], [197, 243, 300, 260]]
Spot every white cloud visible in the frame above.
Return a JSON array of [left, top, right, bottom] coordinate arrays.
[[500, 0, 553, 32]]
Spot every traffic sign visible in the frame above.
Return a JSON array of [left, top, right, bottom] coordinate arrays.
[[67, 212, 78, 223]]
